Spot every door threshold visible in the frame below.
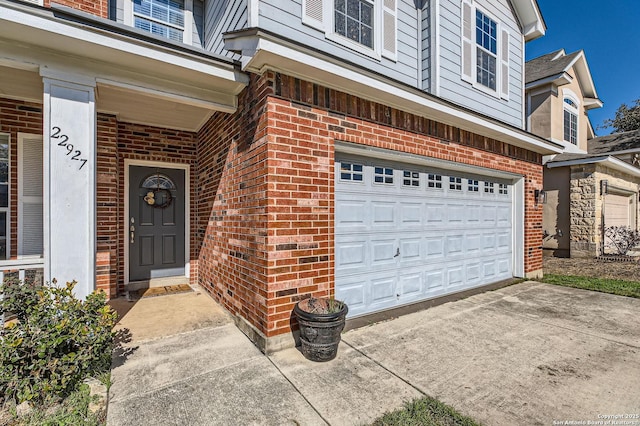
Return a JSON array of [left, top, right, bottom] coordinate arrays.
[[126, 276, 189, 292]]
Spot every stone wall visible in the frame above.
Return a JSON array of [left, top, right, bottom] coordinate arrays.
[[569, 163, 640, 257]]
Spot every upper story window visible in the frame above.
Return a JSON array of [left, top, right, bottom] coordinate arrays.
[[475, 11, 497, 91], [125, 0, 203, 46], [302, 0, 397, 60], [461, 1, 510, 99], [134, 0, 184, 42], [563, 91, 579, 145], [334, 0, 373, 49]]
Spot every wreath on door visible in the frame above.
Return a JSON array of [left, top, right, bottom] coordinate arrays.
[[141, 172, 175, 209]]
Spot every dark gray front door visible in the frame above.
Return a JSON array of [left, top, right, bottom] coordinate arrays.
[[129, 166, 185, 281]]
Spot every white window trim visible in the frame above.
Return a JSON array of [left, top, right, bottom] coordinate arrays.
[[125, 0, 194, 45], [303, 0, 397, 61], [563, 88, 580, 145], [461, 2, 509, 100], [325, 0, 381, 60], [471, 7, 501, 98], [17, 133, 43, 259], [0, 134, 10, 260]]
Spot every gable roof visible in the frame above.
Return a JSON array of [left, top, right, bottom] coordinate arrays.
[[588, 129, 640, 155], [525, 49, 602, 109]]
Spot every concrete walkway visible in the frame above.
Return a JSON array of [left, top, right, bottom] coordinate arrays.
[[107, 282, 640, 426]]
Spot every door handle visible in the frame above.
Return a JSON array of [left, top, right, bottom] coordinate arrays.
[[394, 248, 400, 258], [130, 217, 135, 244]]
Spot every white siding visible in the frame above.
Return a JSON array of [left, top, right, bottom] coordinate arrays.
[[204, 0, 248, 60], [421, 1, 430, 91], [437, 0, 523, 128], [258, 0, 419, 86]]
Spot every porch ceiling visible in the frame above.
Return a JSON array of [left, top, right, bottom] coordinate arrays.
[[0, 1, 248, 131], [0, 66, 216, 131]]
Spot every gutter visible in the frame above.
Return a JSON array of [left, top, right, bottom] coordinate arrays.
[[547, 155, 640, 177]]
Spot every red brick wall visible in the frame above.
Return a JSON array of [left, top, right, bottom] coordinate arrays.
[[196, 74, 271, 334], [44, 0, 109, 19], [196, 73, 544, 341], [115, 122, 198, 295], [0, 99, 43, 260], [96, 114, 118, 298]]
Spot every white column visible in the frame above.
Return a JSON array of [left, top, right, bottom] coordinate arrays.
[[41, 69, 96, 299]]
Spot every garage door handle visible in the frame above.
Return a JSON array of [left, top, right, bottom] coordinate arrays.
[[394, 248, 400, 258]]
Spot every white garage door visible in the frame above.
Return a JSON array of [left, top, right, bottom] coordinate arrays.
[[335, 157, 514, 317], [605, 193, 631, 228]]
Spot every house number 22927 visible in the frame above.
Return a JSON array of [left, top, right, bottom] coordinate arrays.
[[50, 126, 88, 170]]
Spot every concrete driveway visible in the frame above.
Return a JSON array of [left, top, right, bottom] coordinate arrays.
[[107, 282, 640, 426]]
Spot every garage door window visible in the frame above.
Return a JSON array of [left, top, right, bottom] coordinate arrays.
[[374, 167, 394, 184], [427, 174, 442, 188], [498, 183, 508, 195], [449, 176, 462, 190], [403, 171, 420, 187], [468, 179, 479, 192], [340, 162, 364, 181], [484, 182, 494, 193]]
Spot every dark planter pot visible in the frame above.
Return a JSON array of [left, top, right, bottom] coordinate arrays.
[[294, 298, 348, 362]]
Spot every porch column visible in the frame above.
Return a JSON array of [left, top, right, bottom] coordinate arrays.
[[41, 70, 96, 299]]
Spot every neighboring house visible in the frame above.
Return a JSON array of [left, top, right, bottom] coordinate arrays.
[[1, 0, 561, 352], [526, 49, 640, 258]]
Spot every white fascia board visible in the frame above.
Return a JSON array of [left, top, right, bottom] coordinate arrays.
[[525, 72, 572, 90], [584, 97, 603, 109], [547, 156, 640, 177], [511, 0, 546, 41], [228, 35, 562, 155], [0, 3, 247, 89]]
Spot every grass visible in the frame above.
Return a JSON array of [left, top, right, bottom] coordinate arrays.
[[4, 384, 104, 426], [370, 395, 481, 426], [541, 274, 640, 298]]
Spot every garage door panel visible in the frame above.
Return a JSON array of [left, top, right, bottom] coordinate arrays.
[[371, 239, 396, 265], [426, 237, 445, 259], [371, 274, 397, 304], [337, 278, 367, 314], [447, 266, 465, 289], [466, 262, 482, 284], [336, 199, 367, 229], [335, 158, 514, 317], [445, 234, 465, 256], [425, 269, 445, 292], [399, 238, 421, 262], [399, 202, 423, 228], [398, 272, 422, 299], [447, 203, 466, 224], [426, 203, 445, 224]]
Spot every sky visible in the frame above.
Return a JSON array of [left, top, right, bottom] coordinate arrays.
[[525, 0, 640, 136]]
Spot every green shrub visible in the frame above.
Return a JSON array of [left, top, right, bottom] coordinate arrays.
[[0, 279, 117, 404]]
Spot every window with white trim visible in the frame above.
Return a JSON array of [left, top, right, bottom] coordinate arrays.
[[128, 0, 203, 46], [403, 170, 420, 187], [449, 176, 462, 191], [460, 1, 510, 99], [134, 0, 185, 42], [340, 162, 364, 181], [302, 0, 397, 60], [0, 135, 8, 259], [427, 173, 442, 188], [484, 181, 494, 193], [374, 166, 393, 184], [563, 96, 579, 145], [18, 134, 43, 257]]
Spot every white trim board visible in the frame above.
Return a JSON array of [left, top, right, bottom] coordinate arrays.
[[124, 159, 191, 285], [224, 33, 562, 155]]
